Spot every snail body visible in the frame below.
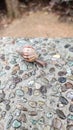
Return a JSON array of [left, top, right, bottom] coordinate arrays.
[[17, 45, 47, 67]]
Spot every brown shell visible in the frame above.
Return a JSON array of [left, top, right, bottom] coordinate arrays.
[[21, 45, 38, 62]]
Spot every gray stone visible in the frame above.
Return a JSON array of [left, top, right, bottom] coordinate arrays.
[[69, 104, 73, 112], [59, 96, 68, 105], [6, 115, 13, 129], [16, 89, 24, 97], [67, 125, 73, 130], [12, 119, 21, 128], [56, 109, 66, 120], [6, 104, 10, 111], [52, 118, 62, 129]]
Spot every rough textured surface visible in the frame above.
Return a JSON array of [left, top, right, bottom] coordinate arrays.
[[0, 38, 73, 130], [0, 12, 73, 38]]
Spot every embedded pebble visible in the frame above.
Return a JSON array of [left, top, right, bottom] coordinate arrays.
[[29, 101, 37, 108], [0, 54, 5, 61], [64, 82, 73, 89], [58, 77, 66, 83], [67, 61, 73, 67], [28, 111, 37, 116], [38, 117, 45, 125], [61, 82, 73, 92], [9, 84, 16, 89], [12, 69, 17, 75], [49, 67, 55, 73], [9, 92, 15, 98], [12, 64, 20, 72], [38, 101, 45, 107], [10, 59, 17, 64], [67, 125, 73, 130], [22, 86, 28, 93], [21, 97, 27, 103], [43, 125, 50, 130], [58, 71, 67, 76], [5, 66, 10, 70], [28, 88, 33, 95], [0, 90, 5, 99], [6, 115, 13, 129], [67, 75, 73, 81], [66, 91, 73, 100], [52, 118, 62, 129], [39, 85, 47, 94], [12, 119, 21, 128], [17, 104, 28, 111], [69, 47, 73, 52], [19, 113, 27, 122], [19, 70, 24, 75], [3, 99, 10, 105], [69, 104, 73, 112], [57, 103, 64, 108], [61, 85, 67, 92], [1, 111, 6, 118], [0, 98, 4, 103], [64, 44, 71, 48], [59, 96, 68, 105], [46, 112, 53, 119], [13, 76, 22, 84], [53, 54, 60, 59], [15, 89, 24, 97], [6, 104, 10, 111], [14, 109, 21, 116], [67, 114, 73, 121], [28, 81, 34, 86], [33, 90, 40, 96], [20, 127, 28, 130], [56, 109, 66, 119], [31, 119, 37, 125], [35, 83, 41, 89]]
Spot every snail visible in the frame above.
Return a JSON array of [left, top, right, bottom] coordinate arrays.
[[16, 45, 47, 67]]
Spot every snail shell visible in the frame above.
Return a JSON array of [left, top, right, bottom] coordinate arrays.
[[18, 45, 38, 62]]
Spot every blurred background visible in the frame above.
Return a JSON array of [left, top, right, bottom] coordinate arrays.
[[0, 0, 73, 37]]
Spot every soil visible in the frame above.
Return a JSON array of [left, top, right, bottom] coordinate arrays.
[[0, 10, 73, 38]]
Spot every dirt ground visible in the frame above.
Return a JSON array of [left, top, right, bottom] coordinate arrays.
[[0, 11, 73, 38]]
